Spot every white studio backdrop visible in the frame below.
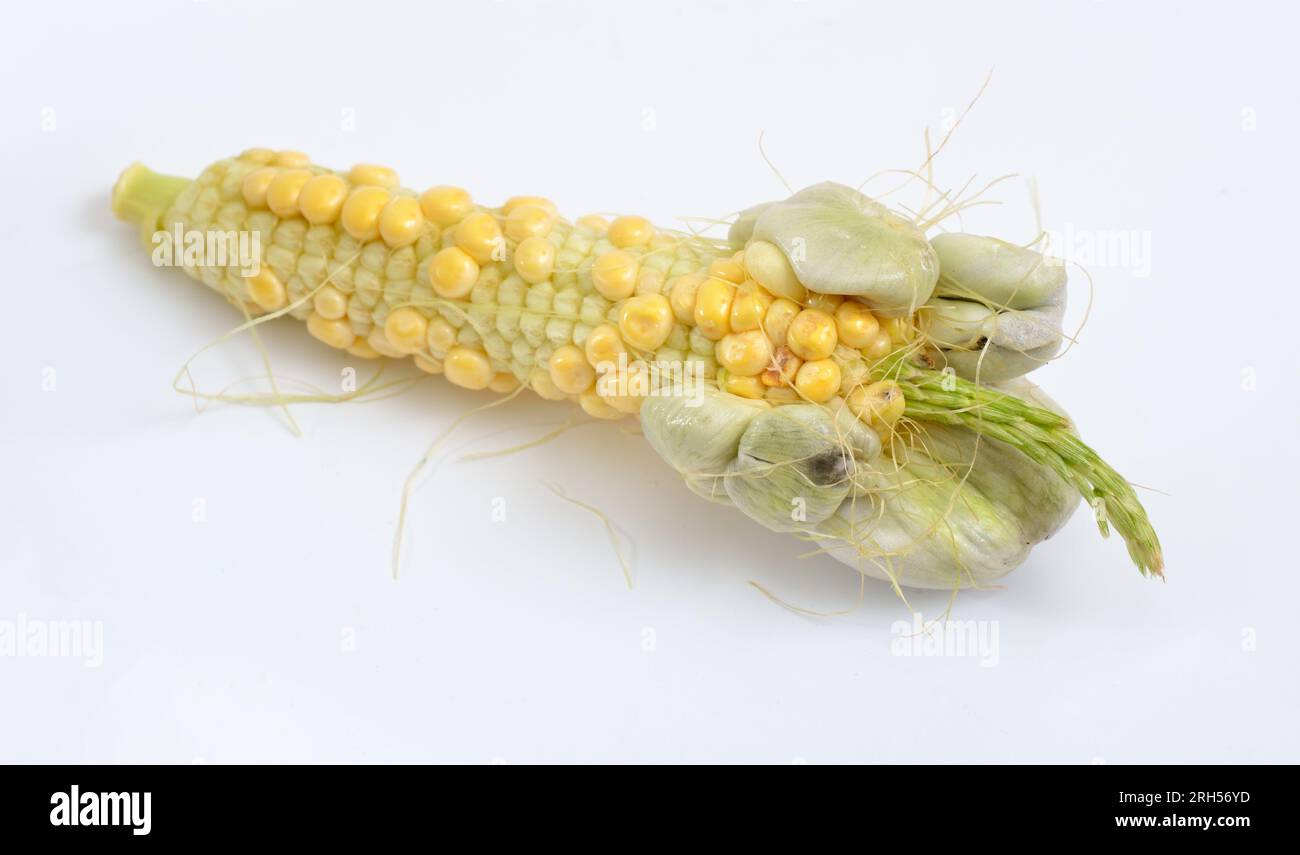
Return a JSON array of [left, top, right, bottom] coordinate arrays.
[[0, 0, 1296, 762]]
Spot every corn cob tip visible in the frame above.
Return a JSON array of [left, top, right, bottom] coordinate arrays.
[[112, 162, 191, 230]]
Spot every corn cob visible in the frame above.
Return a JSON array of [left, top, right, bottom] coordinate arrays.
[[111, 149, 909, 427], [111, 149, 1162, 583]]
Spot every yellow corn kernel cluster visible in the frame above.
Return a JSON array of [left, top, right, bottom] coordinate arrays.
[[150, 149, 906, 424]]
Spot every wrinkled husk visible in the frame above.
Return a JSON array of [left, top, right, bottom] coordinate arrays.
[[928, 233, 1068, 382], [724, 403, 879, 532], [642, 379, 1081, 590], [750, 182, 939, 316], [931, 233, 1065, 310], [640, 389, 770, 474], [816, 378, 1079, 589]]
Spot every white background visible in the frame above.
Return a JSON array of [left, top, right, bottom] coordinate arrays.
[[1, 0, 1296, 763]]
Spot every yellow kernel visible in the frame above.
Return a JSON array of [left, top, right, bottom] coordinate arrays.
[[635, 266, 666, 296], [266, 169, 312, 218], [834, 301, 881, 348], [804, 292, 844, 313], [297, 174, 349, 225], [272, 150, 310, 168], [577, 214, 609, 233], [429, 247, 480, 299], [584, 323, 626, 371], [346, 337, 380, 359], [847, 380, 906, 427], [732, 249, 747, 266], [708, 257, 746, 284], [367, 329, 408, 359], [348, 163, 399, 188], [762, 298, 801, 348], [245, 268, 286, 312], [240, 167, 279, 209], [414, 354, 444, 375], [786, 308, 838, 361], [839, 355, 870, 392], [608, 215, 654, 248], [668, 273, 704, 323], [340, 186, 392, 241], [794, 358, 841, 403], [591, 250, 639, 301], [548, 344, 596, 395], [618, 293, 674, 351], [419, 186, 474, 227], [863, 327, 894, 360], [307, 312, 356, 349], [882, 315, 918, 344], [489, 372, 520, 393], [454, 212, 504, 264], [720, 371, 766, 399], [378, 196, 425, 248], [579, 389, 627, 420], [528, 367, 568, 401], [744, 240, 806, 302], [502, 195, 557, 216], [513, 236, 556, 284], [729, 282, 773, 332], [692, 277, 736, 340], [426, 317, 457, 355], [240, 148, 275, 165], [313, 284, 349, 320], [384, 306, 430, 354], [715, 330, 774, 377], [443, 346, 494, 390], [504, 204, 554, 242], [761, 345, 801, 387]]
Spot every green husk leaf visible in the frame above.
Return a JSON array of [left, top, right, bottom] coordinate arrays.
[[893, 366, 1164, 577]]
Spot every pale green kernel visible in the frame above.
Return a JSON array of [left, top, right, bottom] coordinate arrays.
[[384, 278, 414, 305], [471, 266, 501, 302], [265, 245, 297, 282], [665, 324, 689, 351], [456, 326, 482, 348], [563, 230, 596, 257], [579, 294, 610, 326], [215, 202, 245, 230], [296, 254, 327, 288], [352, 268, 382, 307], [483, 332, 511, 360], [689, 325, 714, 356], [467, 305, 494, 337], [511, 337, 535, 366], [360, 242, 388, 272], [385, 245, 417, 280], [525, 280, 555, 312], [496, 305, 522, 339], [654, 346, 686, 365], [546, 317, 575, 346], [273, 217, 306, 251], [519, 311, 546, 346], [497, 275, 527, 306], [553, 288, 581, 318], [304, 224, 337, 259]]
